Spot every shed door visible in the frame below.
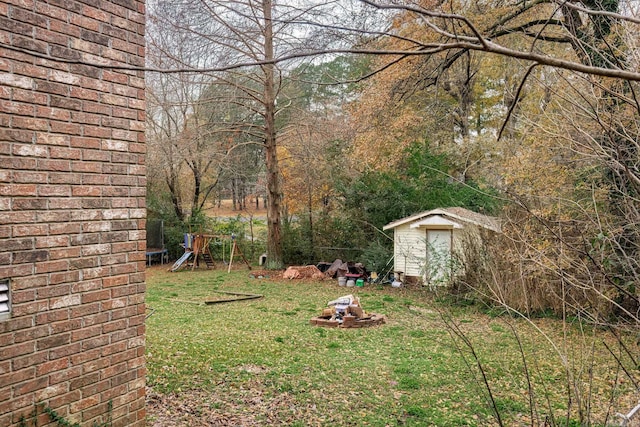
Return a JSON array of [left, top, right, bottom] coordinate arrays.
[[426, 229, 452, 285]]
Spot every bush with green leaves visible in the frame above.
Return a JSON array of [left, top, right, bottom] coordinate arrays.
[[281, 142, 500, 271]]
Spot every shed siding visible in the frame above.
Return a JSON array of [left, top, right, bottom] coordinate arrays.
[[393, 224, 425, 277]]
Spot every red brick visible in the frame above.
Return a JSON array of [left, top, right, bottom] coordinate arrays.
[[13, 376, 49, 396], [81, 400, 112, 423], [79, 75, 110, 91], [37, 333, 71, 350], [48, 342, 82, 360], [82, 335, 109, 351], [49, 294, 81, 310], [50, 121, 82, 135], [13, 250, 49, 266], [36, 132, 71, 146], [37, 184, 70, 196], [36, 211, 73, 223], [81, 378, 113, 397], [0, 184, 37, 196], [70, 137, 101, 149], [110, 262, 136, 275], [11, 300, 48, 317], [10, 288, 37, 305], [35, 381, 69, 401], [0, 367, 34, 386], [50, 365, 83, 386], [113, 106, 137, 120], [81, 175, 110, 186], [84, 124, 111, 138], [50, 318, 82, 335], [12, 8, 49, 29], [49, 247, 82, 260], [36, 358, 70, 376], [49, 146, 81, 159], [34, 2, 69, 21], [49, 222, 81, 235], [36, 283, 72, 299], [67, 255, 98, 268], [11, 351, 49, 371], [36, 25, 69, 46], [71, 111, 102, 125], [111, 328, 136, 344], [110, 348, 135, 365], [36, 158, 71, 171], [82, 101, 112, 116], [12, 170, 48, 183], [110, 306, 136, 321], [71, 324, 101, 342], [82, 289, 111, 304], [36, 236, 69, 248], [49, 198, 82, 209], [13, 116, 49, 131], [0, 393, 35, 416], [70, 302, 100, 318], [36, 309, 69, 325], [48, 389, 81, 410], [101, 253, 128, 266], [14, 325, 49, 343], [12, 224, 48, 237], [70, 347, 102, 366], [70, 395, 101, 413], [48, 172, 81, 185], [82, 355, 111, 374], [71, 278, 102, 293], [0, 99, 35, 115], [0, 3, 147, 424]]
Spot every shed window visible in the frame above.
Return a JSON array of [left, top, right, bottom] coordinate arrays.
[[0, 279, 9, 319]]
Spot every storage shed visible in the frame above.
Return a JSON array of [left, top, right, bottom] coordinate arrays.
[[383, 207, 501, 286]]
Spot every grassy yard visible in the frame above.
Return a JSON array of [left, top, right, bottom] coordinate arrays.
[[144, 266, 638, 426]]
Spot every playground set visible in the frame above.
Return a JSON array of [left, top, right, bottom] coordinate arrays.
[[170, 233, 251, 272]]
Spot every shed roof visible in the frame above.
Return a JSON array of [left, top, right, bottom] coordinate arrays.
[[383, 207, 501, 233]]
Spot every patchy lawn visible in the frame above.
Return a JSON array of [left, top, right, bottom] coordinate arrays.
[[144, 266, 638, 426]]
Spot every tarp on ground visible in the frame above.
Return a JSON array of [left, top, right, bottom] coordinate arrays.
[[324, 259, 349, 278]]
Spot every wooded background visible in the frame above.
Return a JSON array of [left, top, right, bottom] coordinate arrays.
[[145, 0, 640, 322]]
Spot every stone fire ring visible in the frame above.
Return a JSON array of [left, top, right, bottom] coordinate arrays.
[[309, 313, 386, 328]]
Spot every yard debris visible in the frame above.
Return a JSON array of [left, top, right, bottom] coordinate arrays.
[[310, 294, 385, 328], [204, 290, 263, 304], [320, 259, 368, 280], [283, 265, 326, 280], [321, 259, 348, 277]]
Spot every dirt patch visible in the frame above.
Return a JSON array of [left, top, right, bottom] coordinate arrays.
[[146, 386, 316, 426], [238, 364, 269, 374], [202, 199, 267, 220], [248, 269, 283, 279]]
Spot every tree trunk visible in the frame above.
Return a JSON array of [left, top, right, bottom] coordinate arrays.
[[166, 170, 185, 221], [231, 178, 237, 211], [307, 178, 314, 264], [263, 0, 283, 268], [192, 168, 201, 216]]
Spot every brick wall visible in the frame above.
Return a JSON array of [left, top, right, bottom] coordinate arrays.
[[0, 1, 146, 426]]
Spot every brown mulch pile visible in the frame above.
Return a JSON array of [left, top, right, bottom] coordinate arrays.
[[282, 265, 326, 280], [249, 266, 328, 282]]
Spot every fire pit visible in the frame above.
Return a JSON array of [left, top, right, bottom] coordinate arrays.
[[310, 294, 386, 328]]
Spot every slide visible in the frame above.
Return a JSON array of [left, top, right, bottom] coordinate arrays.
[[170, 251, 193, 272]]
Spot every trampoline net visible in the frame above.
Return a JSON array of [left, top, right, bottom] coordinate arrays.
[[146, 219, 164, 249]]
